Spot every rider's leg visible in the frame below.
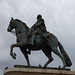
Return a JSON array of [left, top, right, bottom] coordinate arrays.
[[32, 33, 35, 45], [31, 31, 37, 45]]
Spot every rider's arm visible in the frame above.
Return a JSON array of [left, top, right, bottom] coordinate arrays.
[[35, 19, 44, 28], [37, 20, 44, 26]]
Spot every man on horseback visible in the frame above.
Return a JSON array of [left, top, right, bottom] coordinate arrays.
[[7, 17, 72, 68], [28, 14, 48, 45]]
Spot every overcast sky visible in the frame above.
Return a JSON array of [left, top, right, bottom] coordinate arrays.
[[0, 0, 75, 74]]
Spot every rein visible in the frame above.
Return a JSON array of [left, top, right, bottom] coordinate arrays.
[[10, 29, 29, 36]]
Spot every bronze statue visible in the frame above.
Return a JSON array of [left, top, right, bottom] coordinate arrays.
[[7, 16, 72, 68]]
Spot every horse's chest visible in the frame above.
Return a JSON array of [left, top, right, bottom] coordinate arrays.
[[17, 33, 27, 42]]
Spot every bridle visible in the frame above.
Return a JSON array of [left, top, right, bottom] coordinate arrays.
[[11, 30, 16, 36], [10, 21, 16, 36]]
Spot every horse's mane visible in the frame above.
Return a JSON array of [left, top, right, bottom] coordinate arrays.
[[15, 19, 29, 29]]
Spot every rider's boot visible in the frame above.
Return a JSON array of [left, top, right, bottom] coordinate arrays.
[[32, 34, 35, 45], [28, 34, 35, 45]]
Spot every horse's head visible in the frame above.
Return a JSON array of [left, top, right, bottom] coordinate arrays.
[[7, 17, 29, 36], [7, 17, 16, 32]]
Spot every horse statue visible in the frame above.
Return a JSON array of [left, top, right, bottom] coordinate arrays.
[[7, 17, 72, 68]]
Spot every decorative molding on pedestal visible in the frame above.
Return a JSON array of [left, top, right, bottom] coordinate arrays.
[[4, 66, 75, 75]]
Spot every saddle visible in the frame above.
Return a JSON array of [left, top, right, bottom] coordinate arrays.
[[27, 31, 50, 45]]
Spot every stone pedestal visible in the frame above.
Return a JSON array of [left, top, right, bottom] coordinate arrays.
[[4, 66, 75, 75]]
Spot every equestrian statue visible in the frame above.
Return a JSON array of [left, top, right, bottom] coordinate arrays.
[[7, 14, 72, 68]]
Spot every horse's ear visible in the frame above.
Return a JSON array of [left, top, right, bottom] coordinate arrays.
[[11, 17, 14, 20]]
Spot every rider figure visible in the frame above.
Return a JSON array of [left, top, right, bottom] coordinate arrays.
[[28, 14, 48, 45]]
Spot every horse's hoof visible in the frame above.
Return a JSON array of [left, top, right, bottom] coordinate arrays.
[[39, 64, 42, 67], [44, 65, 47, 69], [14, 53, 17, 56], [27, 65, 30, 67], [44, 67, 46, 69], [62, 66, 66, 69], [12, 54, 16, 59], [12, 56, 16, 59]]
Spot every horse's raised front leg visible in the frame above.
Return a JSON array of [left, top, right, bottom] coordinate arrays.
[[10, 43, 21, 59]]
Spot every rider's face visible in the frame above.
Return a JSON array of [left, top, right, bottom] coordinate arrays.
[[37, 17, 41, 21]]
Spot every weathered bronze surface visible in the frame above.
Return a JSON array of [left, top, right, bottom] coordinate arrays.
[[7, 15, 72, 69]]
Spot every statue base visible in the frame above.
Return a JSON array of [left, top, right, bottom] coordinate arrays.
[[4, 65, 75, 75]]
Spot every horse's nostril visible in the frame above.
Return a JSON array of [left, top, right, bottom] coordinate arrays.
[[7, 29, 10, 32]]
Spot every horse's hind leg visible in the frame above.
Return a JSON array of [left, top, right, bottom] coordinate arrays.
[[43, 49, 53, 68], [51, 46, 66, 68]]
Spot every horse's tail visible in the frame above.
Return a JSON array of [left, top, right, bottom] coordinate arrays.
[[58, 41, 72, 67]]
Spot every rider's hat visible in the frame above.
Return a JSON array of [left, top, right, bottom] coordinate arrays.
[[37, 14, 42, 19]]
